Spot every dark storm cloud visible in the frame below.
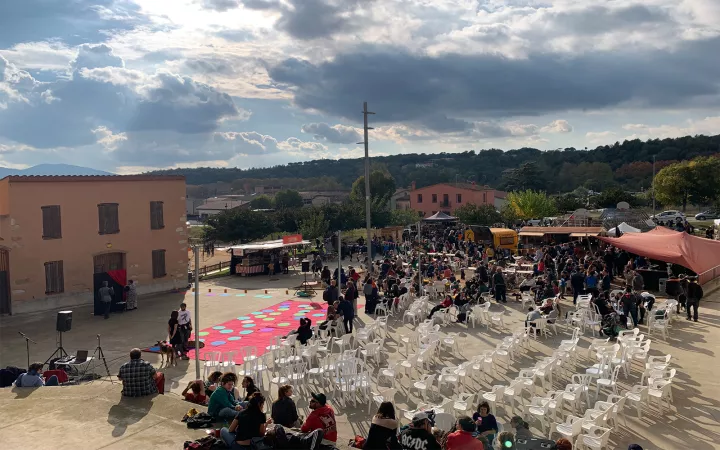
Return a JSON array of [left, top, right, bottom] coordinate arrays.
[[300, 122, 361, 143], [267, 37, 720, 123], [199, 0, 372, 40], [0, 0, 149, 47], [547, 4, 672, 35]]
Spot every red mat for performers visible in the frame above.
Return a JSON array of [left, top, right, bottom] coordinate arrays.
[[187, 300, 327, 364]]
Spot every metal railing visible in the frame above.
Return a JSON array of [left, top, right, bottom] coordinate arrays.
[[196, 260, 232, 277]]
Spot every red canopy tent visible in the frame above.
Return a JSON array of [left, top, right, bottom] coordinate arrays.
[[598, 227, 720, 284]]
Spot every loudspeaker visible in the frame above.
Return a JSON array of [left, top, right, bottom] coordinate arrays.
[[56, 310, 72, 332], [301, 259, 310, 273]]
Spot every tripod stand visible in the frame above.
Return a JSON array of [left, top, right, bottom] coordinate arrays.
[[18, 332, 36, 369], [44, 331, 69, 366], [92, 334, 113, 382]]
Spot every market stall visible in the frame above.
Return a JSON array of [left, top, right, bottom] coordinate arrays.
[[226, 235, 311, 276], [599, 227, 720, 285]]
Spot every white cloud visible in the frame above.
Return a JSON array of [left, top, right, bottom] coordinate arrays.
[[541, 119, 573, 133], [585, 131, 617, 144], [620, 116, 720, 140]]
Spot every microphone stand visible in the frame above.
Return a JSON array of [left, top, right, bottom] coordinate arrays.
[[18, 331, 36, 369]]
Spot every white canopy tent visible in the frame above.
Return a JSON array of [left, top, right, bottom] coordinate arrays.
[[607, 222, 641, 235], [220, 239, 311, 253]]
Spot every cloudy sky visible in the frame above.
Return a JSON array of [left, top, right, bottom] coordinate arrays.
[[0, 0, 719, 173]]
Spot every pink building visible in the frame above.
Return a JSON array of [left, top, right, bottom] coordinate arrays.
[[0, 175, 188, 315], [409, 182, 507, 217]]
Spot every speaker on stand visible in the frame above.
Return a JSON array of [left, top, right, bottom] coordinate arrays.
[[295, 260, 316, 297], [45, 310, 71, 365]]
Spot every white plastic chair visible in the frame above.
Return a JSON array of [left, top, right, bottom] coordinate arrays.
[[648, 379, 673, 412], [218, 351, 236, 374], [438, 366, 461, 392], [625, 385, 648, 419], [549, 414, 582, 442], [523, 396, 551, 435], [576, 425, 611, 450], [367, 387, 397, 413], [595, 365, 621, 400], [482, 385, 505, 415], [413, 374, 436, 401], [433, 412, 455, 432], [452, 392, 475, 415], [202, 351, 221, 377]]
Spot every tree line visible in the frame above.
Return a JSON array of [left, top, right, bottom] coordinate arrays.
[[152, 134, 720, 194]]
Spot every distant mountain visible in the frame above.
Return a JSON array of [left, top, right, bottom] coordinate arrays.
[[0, 164, 114, 178]]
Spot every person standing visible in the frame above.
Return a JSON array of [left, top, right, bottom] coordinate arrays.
[[337, 296, 355, 333], [570, 269, 585, 305], [168, 311, 183, 360], [620, 286, 639, 328], [492, 267, 507, 303], [686, 277, 703, 322], [98, 281, 114, 319], [124, 280, 138, 310], [178, 303, 192, 360], [345, 280, 358, 315]]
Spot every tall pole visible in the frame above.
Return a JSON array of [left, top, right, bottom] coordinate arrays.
[[193, 245, 200, 380], [652, 155, 656, 217], [337, 230, 342, 287], [360, 102, 375, 275], [417, 221, 422, 297]]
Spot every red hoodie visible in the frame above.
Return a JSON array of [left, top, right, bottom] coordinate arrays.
[[301, 404, 337, 442]]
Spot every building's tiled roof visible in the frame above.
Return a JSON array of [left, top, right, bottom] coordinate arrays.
[[197, 200, 248, 210]]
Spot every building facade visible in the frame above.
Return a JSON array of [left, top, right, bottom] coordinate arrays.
[[409, 182, 507, 217], [0, 175, 188, 315]]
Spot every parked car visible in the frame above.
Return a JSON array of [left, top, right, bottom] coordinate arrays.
[[695, 210, 720, 220], [652, 210, 686, 223]]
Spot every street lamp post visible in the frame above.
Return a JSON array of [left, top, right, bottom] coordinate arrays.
[[358, 102, 375, 274]]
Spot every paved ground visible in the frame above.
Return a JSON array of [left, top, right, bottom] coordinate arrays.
[[1, 268, 720, 449]]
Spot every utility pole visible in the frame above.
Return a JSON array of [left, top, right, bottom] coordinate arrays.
[[652, 155, 656, 217], [358, 102, 375, 275], [192, 244, 200, 380]]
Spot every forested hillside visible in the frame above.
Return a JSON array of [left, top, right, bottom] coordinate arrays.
[[149, 134, 720, 193]]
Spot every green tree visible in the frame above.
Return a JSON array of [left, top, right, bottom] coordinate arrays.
[[274, 189, 304, 209], [500, 202, 519, 224], [591, 187, 640, 209], [298, 212, 329, 240], [500, 161, 547, 191], [249, 195, 273, 209], [205, 209, 276, 243], [389, 209, 421, 226], [454, 204, 502, 226], [553, 194, 585, 212], [653, 157, 720, 211], [506, 190, 557, 220], [351, 170, 396, 204]]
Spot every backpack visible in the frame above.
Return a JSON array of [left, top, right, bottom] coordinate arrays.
[[323, 289, 331, 302], [183, 436, 220, 450], [185, 412, 215, 429], [363, 283, 373, 296]]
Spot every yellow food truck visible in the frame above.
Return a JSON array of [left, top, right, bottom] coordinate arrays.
[[466, 226, 519, 254]]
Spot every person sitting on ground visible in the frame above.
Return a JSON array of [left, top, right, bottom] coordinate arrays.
[[494, 431, 515, 450], [221, 392, 272, 449], [14, 362, 59, 387], [241, 376, 259, 402], [208, 372, 243, 421], [117, 348, 159, 397], [510, 416, 533, 440], [473, 401, 498, 443], [272, 385, 301, 428], [301, 393, 337, 443], [182, 380, 208, 405], [265, 424, 325, 450], [364, 401, 401, 450], [205, 371, 222, 397], [398, 412, 442, 450], [446, 416, 484, 450]]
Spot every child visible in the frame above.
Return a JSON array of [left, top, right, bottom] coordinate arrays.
[[559, 274, 567, 299], [460, 268, 466, 281]]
